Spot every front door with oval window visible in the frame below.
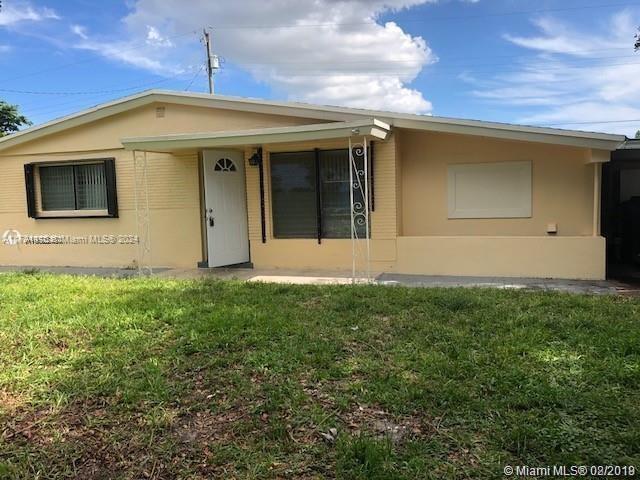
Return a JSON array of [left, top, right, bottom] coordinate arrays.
[[203, 150, 250, 267]]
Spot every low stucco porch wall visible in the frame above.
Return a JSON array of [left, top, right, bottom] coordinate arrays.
[[0, 208, 202, 269], [249, 239, 397, 272], [394, 236, 606, 280], [247, 236, 606, 280]]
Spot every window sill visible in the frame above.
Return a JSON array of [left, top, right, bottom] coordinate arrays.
[[35, 209, 113, 219]]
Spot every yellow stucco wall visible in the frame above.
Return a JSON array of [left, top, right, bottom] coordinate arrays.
[[243, 136, 399, 272], [399, 130, 596, 237], [396, 236, 606, 280], [391, 130, 604, 279], [0, 103, 325, 268], [0, 101, 607, 279], [0, 102, 322, 155], [244, 129, 604, 279], [0, 149, 202, 268]]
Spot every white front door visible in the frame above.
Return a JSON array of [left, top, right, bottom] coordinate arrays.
[[203, 150, 250, 267]]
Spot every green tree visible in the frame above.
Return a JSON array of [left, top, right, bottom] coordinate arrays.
[[635, 130, 640, 139], [636, 27, 640, 51], [0, 101, 31, 137]]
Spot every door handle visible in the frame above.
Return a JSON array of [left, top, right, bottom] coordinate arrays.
[[209, 216, 215, 227]]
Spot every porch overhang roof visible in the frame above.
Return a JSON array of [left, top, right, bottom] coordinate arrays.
[[120, 119, 390, 152]]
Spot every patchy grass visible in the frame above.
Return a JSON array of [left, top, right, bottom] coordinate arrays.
[[0, 273, 638, 479]]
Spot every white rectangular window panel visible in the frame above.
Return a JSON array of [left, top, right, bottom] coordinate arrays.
[[448, 161, 532, 219]]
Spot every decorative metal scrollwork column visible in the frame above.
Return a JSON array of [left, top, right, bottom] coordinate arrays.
[[348, 137, 371, 283]]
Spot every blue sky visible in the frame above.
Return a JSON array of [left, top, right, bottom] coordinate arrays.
[[0, 0, 639, 135]]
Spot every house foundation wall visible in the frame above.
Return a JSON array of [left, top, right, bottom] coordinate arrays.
[[394, 236, 606, 280]]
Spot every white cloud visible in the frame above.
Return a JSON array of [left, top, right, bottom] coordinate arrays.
[[0, 2, 59, 26], [84, 0, 438, 113], [146, 26, 173, 47], [71, 24, 88, 40], [502, 17, 620, 57], [75, 39, 177, 74], [473, 10, 640, 135], [69, 23, 181, 75]]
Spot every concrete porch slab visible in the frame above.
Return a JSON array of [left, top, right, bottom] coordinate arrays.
[[154, 267, 376, 285]]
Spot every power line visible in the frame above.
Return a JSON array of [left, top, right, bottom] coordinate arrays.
[[543, 118, 640, 126], [207, 59, 640, 77], [0, 68, 199, 97], [241, 57, 640, 77], [19, 63, 229, 118], [0, 2, 635, 91], [0, 29, 200, 85], [184, 64, 206, 91], [16, 85, 640, 132], [18, 70, 202, 116], [229, 53, 637, 67], [0, 80, 179, 96], [11, 52, 640, 96], [205, 2, 640, 29], [6, 57, 640, 98]]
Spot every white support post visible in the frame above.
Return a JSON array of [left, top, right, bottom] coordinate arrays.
[[133, 150, 152, 275]]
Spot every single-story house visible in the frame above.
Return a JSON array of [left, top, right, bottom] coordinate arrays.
[[0, 90, 628, 279]]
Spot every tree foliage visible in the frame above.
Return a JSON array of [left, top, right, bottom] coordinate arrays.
[[635, 130, 640, 139], [0, 101, 31, 137], [636, 27, 640, 51]]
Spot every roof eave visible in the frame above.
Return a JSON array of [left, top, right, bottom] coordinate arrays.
[[0, 89, 627, 153], [392, 118, 625, 150], [0, 92, 155, 152], [120, 119, 390, 152], [617, 139, 640, 150]]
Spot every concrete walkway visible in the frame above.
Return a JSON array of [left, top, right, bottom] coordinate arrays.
[[1, 265, 636, 295], [377, 273, 620, 295]]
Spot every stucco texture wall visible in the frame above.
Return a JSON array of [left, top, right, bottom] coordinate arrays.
[[399, 129, 596, 237], [244, 136, 399, 271], [0, 101, 606, 279], [0, 102, 325, 268], [0, 149, 201, 268], [394, 129, 604, 279]]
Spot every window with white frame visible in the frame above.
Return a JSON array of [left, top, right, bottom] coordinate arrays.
[[447, 161, 532, 219], [24, 159, 118, 218]]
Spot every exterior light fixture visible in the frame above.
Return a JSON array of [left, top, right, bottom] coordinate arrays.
[[248, 147, 263, 166]]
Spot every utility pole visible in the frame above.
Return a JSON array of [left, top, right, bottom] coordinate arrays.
[[202, 28, 219, 94]]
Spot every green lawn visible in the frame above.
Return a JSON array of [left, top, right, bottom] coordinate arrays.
[[0, 273, 638, 479]]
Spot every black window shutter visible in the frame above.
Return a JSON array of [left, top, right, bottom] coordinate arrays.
[[24, 163, 37, 218], [104, 158, 118, 217]]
